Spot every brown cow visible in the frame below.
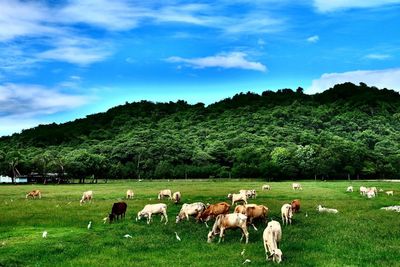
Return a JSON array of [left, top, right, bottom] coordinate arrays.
[[26, 190, 41, 199], [291, 199, 301, 213], [234, 204, 269, 226], [196, 202, 230, 227]]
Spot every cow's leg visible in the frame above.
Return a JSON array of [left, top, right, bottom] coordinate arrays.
[[218, 228, 225, 243], [147, 213, 152, 224], [164, 212, 168, 224]]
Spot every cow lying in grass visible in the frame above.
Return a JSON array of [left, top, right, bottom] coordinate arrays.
[[207, 213, 249, 244]]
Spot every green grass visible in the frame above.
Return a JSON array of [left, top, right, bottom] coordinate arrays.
[[0, 180, 399, 267]]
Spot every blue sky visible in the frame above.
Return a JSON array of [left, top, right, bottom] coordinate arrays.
[[1, 0, 400, 136]]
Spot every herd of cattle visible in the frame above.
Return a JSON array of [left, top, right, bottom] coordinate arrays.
[[24, 182, 396, 264]]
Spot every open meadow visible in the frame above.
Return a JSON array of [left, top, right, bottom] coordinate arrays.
[[0, 180, 399, 267]]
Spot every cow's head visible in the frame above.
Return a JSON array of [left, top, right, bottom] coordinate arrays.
[[109, 213, 115, 223], [268, 249, 282, 263]]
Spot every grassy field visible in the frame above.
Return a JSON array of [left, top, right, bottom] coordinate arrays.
[[0, 180, 399, 267]]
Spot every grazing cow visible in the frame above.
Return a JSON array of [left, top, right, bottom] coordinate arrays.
[[234, 204, 268, 225], [158, 189, 172, 200], [317, 205, 338, 213], [197, 202, 230, 226], [109, 202, 128, 223], [346, 186, 353, 192], [172, 191, 181, 204], [80, 190, 93, 205], [366, 189, 376, 199], [262, 184, 271, 191], [386, 191, 394, 196], [292, 183, 302, 190], [281, 204, 293, 225], [207, 213, 249, 244], [370, 187, 378, 195], [291, 199, 301, 213], [26, 190, 41, 199], [239, 189, 256, 199], [126, 189, 134, 199], [228, 193, 248, 206], [263, 220, 283, 263], [359, 186, 368, 195], [136, 203, 168, 224], [176, 202, 206, 223]]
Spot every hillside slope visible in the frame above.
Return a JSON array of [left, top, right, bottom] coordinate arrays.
[[1, 82, 400, 180]]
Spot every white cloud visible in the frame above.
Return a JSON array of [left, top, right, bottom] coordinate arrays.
[[307, 68, 400, 94], [166, 52, 267, 72], [38, 46, 110, 65], [364, 53, 391, 60], [0, 83, 89, 117], [313, 0, 400, 12], [307, 35, 319, 43]]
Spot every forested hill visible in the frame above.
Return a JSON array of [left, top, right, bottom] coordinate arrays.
[[1, 82, 400, 181]]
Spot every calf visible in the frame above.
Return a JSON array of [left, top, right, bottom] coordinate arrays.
[[176, 202, 206, 223], [281, 204, 293, 225], [359, 186, 368, 195], [136, 203, 168, 224], [26, 190, 41, 199], [126, 189, 134, 199], [109, 202, 128, 223], [80, 190, 93, 205], [158, 189, 172, 200], [263, 220, 283, 263], [228, 193, 247, 206], [292, 183, 302, 190], [207, 213, 249, 244], [172, 191, 181, 204], [197, 202, 230, 227], [291, 199, 301, 213]]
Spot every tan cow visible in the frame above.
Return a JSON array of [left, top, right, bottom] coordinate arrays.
[[207, 213, 249, 244], [172, 191, 181, 204], [234, 204, 269, 225], [196, 202, 230, 227], [26, 190, 41, 199]]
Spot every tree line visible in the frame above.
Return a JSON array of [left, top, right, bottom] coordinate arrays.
[[1, 82, 400, 183]]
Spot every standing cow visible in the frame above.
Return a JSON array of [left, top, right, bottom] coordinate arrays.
[[109, 202, 128, 223]]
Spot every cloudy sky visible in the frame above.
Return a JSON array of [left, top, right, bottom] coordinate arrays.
[[1, 0, 400, 136]]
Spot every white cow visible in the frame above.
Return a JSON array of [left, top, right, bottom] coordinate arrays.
[[263, 220, 283, 263], [292, 183, 302, 190], [228, 193, 248, 206], [158, 189, 172, 200], [360, 186, 368, 195], [366, 189, 376, 199], [239, 189, 256, 199], [176, 202, 207, 223], [207, 213, 249, 244], [346, 186, 353, 192], [262, 184, 271, 191], [281, 204, 293, 225], [126, 189, 134, 199], [80, 190, 93, 205], [136, 203, 168, 224], [317, 205, 338, 214]]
